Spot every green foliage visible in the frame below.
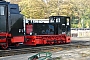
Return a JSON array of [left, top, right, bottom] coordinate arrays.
[[71, 24, 78, 28], [84, 19, 90, 28], [10, 0, 90, 28], [19, 0, 47, 19]]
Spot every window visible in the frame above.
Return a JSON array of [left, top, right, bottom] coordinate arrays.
[[0, 6, 4, 15], [67, 18, 69, 25], [56, 18, 60, 23], [49, 18, 54, 23]]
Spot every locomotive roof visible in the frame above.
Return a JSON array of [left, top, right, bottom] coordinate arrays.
[[0, 0, 10, 4], [49, 16, 69, 17], [26, 19, 49, 23]]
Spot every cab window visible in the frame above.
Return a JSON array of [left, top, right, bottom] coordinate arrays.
[[0, 6, 4, 15]]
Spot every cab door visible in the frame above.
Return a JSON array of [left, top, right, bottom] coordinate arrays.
[[0, 5, 7, 32]]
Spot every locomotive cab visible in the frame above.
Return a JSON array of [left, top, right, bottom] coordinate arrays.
[[49, 16, 71, 36], [0, 1, 24, 35]]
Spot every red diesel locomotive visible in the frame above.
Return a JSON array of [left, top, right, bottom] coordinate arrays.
[[0, 0, 71, 49], [24, 16, 71, 46]]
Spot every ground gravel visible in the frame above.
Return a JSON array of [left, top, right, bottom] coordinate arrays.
[[52, 48, 90, 60]]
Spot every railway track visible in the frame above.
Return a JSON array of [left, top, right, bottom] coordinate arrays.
[[0, 40, 90, 57]]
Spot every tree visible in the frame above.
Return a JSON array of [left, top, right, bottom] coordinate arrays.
[[18, 0, 90, 28], [6, 0, 21, 4], [19, 0, 47, 19]]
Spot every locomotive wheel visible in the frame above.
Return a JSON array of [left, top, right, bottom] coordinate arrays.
[[2, 43, 8, 49], [60, 40, 64, 44], [57, 41, 60, 44], [50, 42, 53, 45], [15, 43, 19, 47]]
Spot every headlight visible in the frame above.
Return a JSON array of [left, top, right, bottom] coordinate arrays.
[[62, 32, 66, 34], [30, 32, 32, 35]]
